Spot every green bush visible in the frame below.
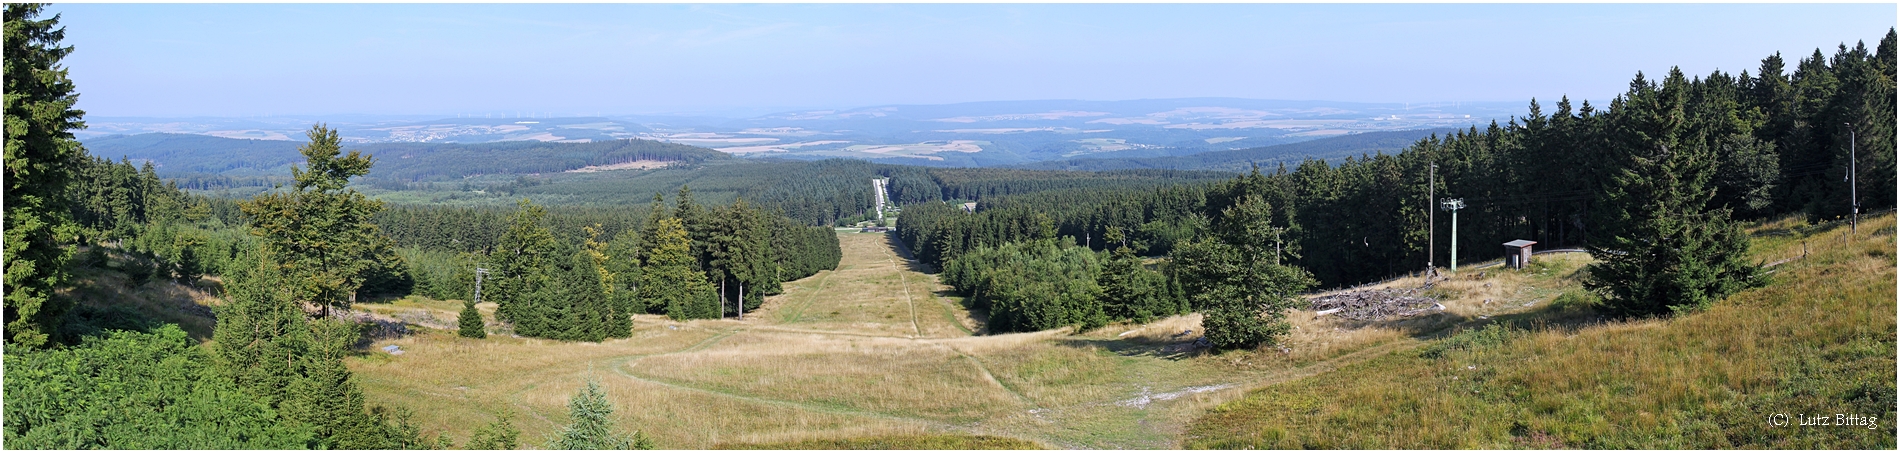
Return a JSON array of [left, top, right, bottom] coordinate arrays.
[[3, 325, 316, 449]]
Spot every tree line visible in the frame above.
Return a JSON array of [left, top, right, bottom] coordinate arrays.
[[903, 30, 1895, 347], [470, 188, 840, 341]]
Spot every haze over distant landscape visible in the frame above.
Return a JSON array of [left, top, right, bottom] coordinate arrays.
[[57, 3, 1897, 169], [46, 3, 1896, 118]]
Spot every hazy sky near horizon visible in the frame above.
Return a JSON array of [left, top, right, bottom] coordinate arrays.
[[45, 3, 1897, 118]]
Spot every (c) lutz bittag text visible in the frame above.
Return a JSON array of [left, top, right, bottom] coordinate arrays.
[[1797, 413, 1879, 429]]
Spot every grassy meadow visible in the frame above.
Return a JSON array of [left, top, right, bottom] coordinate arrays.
[[345, 228, 1614, 448], [1183, 213, 1897, 449], [68, 212, 1877, 449]]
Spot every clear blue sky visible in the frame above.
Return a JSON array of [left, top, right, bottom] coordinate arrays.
[[44, 3, 1897, 117]]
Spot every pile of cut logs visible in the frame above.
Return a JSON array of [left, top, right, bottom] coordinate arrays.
[[1309, 288, 1444, 321]]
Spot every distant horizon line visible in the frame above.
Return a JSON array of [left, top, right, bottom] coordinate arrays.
[[82, 96, 1541, 121]]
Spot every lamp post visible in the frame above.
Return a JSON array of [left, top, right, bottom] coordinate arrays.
[[1441, 198, 1465, 271], [1846, 123, 1858, 234]]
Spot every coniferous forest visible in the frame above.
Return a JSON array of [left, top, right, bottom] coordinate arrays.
[[902, 31, 1895, 338], [3, 2, 1893, 449]]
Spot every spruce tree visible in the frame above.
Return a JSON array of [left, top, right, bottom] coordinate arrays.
[[672, 185, 711, 273], [1097, 227, 1171, 323], [580, 224, 630, 337], [490, 199, 560, 329], [603, 230, 645, 316], [549, 381, 653, 450], [4, 4, 86, 348], [458, 300, 486, 339], [1587, 69, 1762, 316], [707, 199, 774, 317], [212, 253, 312, 408], [633, 192, 669, 269], [534, 249, 622, 342], [1173, 194, 1316, 350], [278, 319, 374, 447], [642, 217, 719, 320], [466, 410, 520, 449]]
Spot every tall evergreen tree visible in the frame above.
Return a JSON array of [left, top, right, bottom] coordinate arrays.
[[490, 199, 560, 328], [212, 253, 312, 408], [1586, 69, 1762, 316], [524, 249, 625, 342], [633, 192, 669, 267], [602, 229, 645, 316], [212, 252, 435, 448], [278, 319, 374, 446], [1096, 227, 1177, 323], [641, 217, 719, 320], [707, 199, 774, 317], [240, 124, 400, 316], [672, 185, 711, 272], [1173, 194, 1316, 350], [4, 4, 86, 348]]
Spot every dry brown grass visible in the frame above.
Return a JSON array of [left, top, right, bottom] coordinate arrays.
[[629, 330, 1023, 422], [1186, 213, 1897, 449], [348, 231, 1525, 449]]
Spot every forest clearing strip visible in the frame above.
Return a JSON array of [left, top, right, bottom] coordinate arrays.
[[886, 254, 922, 337]]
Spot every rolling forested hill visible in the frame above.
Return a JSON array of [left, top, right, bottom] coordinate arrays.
[[83, 133, 731, 188]]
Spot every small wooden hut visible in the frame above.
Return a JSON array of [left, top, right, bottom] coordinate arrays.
[[1503, 239, 1537, 269]]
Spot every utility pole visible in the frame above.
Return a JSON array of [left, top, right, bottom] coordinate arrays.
[[1441, 198, 1465, 271], [1846, 123, 1859, 234], [1428, 163, 1436, 273]]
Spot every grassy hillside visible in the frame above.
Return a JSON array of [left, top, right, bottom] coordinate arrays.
[[56, 247, 224, 343], [1184, 213, 1897, 449], [1018, 128, 1454, 172], [343, 227, 1612, 449]]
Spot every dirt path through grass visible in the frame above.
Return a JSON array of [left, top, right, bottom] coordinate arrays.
[[352, 231, 1519, 449]]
